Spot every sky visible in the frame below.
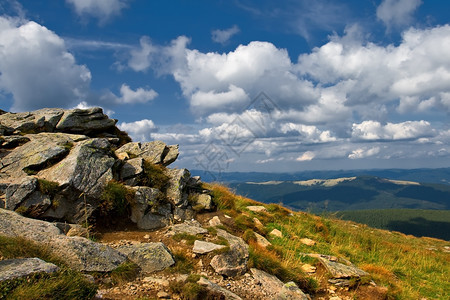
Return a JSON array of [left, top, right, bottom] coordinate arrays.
[[0, 0, 449, 175]]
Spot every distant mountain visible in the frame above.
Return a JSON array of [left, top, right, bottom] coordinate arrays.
[[191, 167, 450, 185], [228, 176, 450, 213]]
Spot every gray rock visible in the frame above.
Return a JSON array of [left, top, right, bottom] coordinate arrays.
[[197, 277, 242, 300], [168, 220, 208, 235], [317, 256, 370, 279], [115, 141, 179, 166], [55, 107, 116, 134], [246, 206, 268, 213], [0, 108, 64, 134], [196, 194, 213, 210], [4, 176, 37, 210], [0, 209, 126, 272], [254, 232, 271, 248], [38, 138, 114, 199], [275, 282, 309, 300], [210, 229, 249, 277], [137, 212, 172, 230], [120, 158, 144, 180], [193, 240, 226, 254], [130, 186, 162, 223], [0, 135, 30, 148], [0, 258, 59, 282], [165, 168, 191, 206], [209, 216, 222, 226], [251, 268, 284, 293], [117, 242, 175, 273], [162, 144, 179, 166], [173, 206, 195, 222]]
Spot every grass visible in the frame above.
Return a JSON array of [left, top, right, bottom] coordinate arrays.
[[110, 261, 140, 284], [169, 250, 195, 274], [37, 179, 60, 198], [171, 233, 199, 245], [140, 161, 170, 191], [0, 235, 97, 299], [169, 274, 225, 300], [207, 183, 450, 299], [100, 180, 134, 216]]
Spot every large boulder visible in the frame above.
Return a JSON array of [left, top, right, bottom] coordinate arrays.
[[0, 108, 64, 134], [117, 242, 175, 273], [0, 258, 59, 282], [0, 209, 126, 272], [115, 141, 179, 166], [210, 229, 249, 277], [165, 168, 191, 207], [55, 107, 116, 134], [130, 186, 172, 230]]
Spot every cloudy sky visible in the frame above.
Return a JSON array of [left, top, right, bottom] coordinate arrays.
[[0, 0, 449, 173]]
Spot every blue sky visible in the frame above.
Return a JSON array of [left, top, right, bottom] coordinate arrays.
[[0, 0, 449, 173]]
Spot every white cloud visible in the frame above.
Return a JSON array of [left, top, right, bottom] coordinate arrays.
[[66, 0, 129, 24], [280, 122, 337, 143], [191, 85, 248, 114], [352, 120, 435, 141], [118, 84, 158, 104], [348, 147, 381, 159], [376, 0, 422, 30], [296, 151, 315, 161], [211, 25, 240, 44], [0, 16, 91, 111], [118, 119, 158, 142]]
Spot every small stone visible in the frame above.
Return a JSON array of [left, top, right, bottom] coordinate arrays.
[[300, 238, 316, 246], [269, 229, 283, 238], [144, 234, 150, 239], [253, 218, 263, 228], [157, 291, 171, 299], [193, 240, 226, 254], [246, 206, 268, 213], [209, 216, 222, 226], [301, 264, 316, 273]]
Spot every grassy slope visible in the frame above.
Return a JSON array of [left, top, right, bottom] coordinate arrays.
[[206, 183, 450, 300]]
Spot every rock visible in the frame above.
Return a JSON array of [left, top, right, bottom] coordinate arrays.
[[39, 138, 114, 199], [254, 232, 271, 248], [314, 254, 370, 279], [168, 220, 208, 235], [246, 205, 268, 213], [130, 186, 163, 224], [0, 209, 126, 272], [300, 238, 316, 246], [301, 264, 316, 273], [0, 258, 59, 282], [251, 268, 284, 293], [253, 217, 263, 229], [173, 206, 195, 222], [196, 194, 213, 210], [142, 276, 170, 287], [275, 281, 309, 300], [0, 135, 30, 148], [55, 107, 116, 134], [270, 229, 283, 238], [120, 158, 144, 180], [157, 291, 171, 299], [193, 240, 226, 254], [115, 141, 179, 166], [209, 216, 222, 226], [165, 168, 191, 206], [163, 144, 179, 166], [138, 212, 172, 230], [210, 229, 249, 277], [4, 176, 37, 210], [0, 108, 64, 134], [118, 242, 175, 273], [197, 277, 242, 300]]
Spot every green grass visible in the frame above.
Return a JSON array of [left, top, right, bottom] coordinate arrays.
[[140, 161, 170, 191], [37, 179, 60, 198], [100, 180, 134, 216], [110, 261, 140, 284]]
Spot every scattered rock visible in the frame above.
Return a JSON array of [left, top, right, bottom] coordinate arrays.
[[142, 276, 170, 287], [165, 168, 191, 206], [193, 240, 226, 254], [197, 277, 242, 300], [246, 206, 267, 213], [0, 258, 59, 282], [209, 216, 222, 226], [300, 238, 316, 246], [275, 281, 309, 300], [314, 255, 369, 279], [168, 220, 208, 235], [301, 264, 316, 273], [254, 232, 271, 248], [117, 242, 175, 273], [269, 229, 283, 238], [157, 291, 171, 299], [195, 194, 213, 210], [253, 217, 263, 229], [251, 268, 284, 293]]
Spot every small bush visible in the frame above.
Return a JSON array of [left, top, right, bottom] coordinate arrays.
[[170, 251, 194, 274], [171, 233, 198, 245], [100, 180, 134, 216], [37, 179, 60, 198], [207, 184, 236, 211], [141, 161, 170, 191], [235, 215, 254, 231], [242, 229, 257, 243], [110, 261, 140, 284]]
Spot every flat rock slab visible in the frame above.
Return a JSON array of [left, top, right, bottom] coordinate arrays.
[[118, 242, 175, 273], [316, 256, 369, 279], [193, 240, 226, 254], [251, 268, 284, 293], [0, 258, 59, 282], [168, 220, 208, 235], [275, 281, 309, 300], [246, 206, 268, 213], [254, 232, 271, 248], [198, 277, 242, 300]]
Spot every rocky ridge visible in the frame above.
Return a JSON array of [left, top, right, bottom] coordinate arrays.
[[0, 107, 384, 300]]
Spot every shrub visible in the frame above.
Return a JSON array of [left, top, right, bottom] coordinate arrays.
[[141, 161, 170, 191], [110, 261, 140, 284], [171, 233, 198, 245], [37, 179, 60, 198], [170, 251, 194, 274], [207, 184, 236, 211], [235, 215, 254, 231], [242, 229, 257, 243], [100, 180, 134, 216]]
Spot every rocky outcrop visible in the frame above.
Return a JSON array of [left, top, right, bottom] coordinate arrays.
[[0, 209, 126, 272], [197, 277, 242, 300], [0, 107, 210, 229], [0, 258, 59, 282]]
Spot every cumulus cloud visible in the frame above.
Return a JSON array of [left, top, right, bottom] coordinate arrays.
[[118, 119, 158, 142], [280, 122, 337, 143], [66, 0, 129, 24], [0, 16, 91, 111], [352, 120, 435, 141], [348, 147, 381, 159], [376, 0, 422, 30], [118, 84, 158, 104], [296, 151, 316, 161], [211, 25, 240, 44]]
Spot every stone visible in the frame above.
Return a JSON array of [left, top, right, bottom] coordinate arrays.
[[275, 281, 309, 300], [253, 217, 263, 229], [130, 186, 163, 224], [137, 212, 172, 230], [55, 107, 116, 134], [251, 268, 284, 293], [301, 264, 316, 273], [197, 277, 242, 300], [196, 194, 213, 210], [39, 138, 114, 199], [193, 240, 226, 254], [254, 232, 271, 248], [270, 229, 283, 238], [317, 256, 370, 279], [165, 168, 191, 206], [4, 176, 37, 210], [173, 206, 195, 222], [120, 158, 144, 180], [246, 205, 268, 213], [210, 229, 249, 277], [0, 135, 30, 148], [0, 258, 59, 282], [0, 108, 64, 134], [117, 242, 175, 273], [300, 238, 316, 246], [162, 144, 179, 166], [209, 216, 222, 226], [0, 209, 126, 272], [168, 220, 208, 235], [115, 141, 179, 166], [157, 291, 171, 299], [142, 276, 170, 287]]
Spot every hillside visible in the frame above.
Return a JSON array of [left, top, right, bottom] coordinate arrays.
[[230, 176, 450, 212], [1, 108, 449, 300]]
